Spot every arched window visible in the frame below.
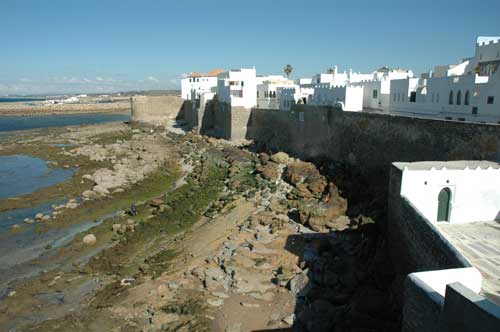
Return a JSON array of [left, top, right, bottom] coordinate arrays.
[[449, 91, 454, 105], [464, 91, 470, 105], [456, 90, 462, 105]]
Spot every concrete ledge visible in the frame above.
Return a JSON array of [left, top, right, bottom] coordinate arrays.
[[442, 282, 500, 331]]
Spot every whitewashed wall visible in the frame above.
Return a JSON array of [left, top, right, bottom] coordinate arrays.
[[181, 76, 218, 101], [217, 68, 257, 109], [399, 166, 500, 223]]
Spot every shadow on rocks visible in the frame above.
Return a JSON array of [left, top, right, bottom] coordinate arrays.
[[256, 224, 400, 332]]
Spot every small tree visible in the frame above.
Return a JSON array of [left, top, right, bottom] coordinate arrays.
[[326, 68, 335, 74], [284, 64, 293, 79]]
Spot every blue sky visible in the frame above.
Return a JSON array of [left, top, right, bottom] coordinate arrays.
[[1, 0, 499, 95]]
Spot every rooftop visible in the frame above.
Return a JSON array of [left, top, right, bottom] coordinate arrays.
[[436, 221, 500, 305], [188, 68, 225, 78], [393, 160, 500, 171]]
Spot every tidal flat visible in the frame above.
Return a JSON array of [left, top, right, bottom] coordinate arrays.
[[0, 121, 399, 332]]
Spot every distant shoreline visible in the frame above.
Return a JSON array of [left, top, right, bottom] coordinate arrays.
[[0, 98, 131, 117]]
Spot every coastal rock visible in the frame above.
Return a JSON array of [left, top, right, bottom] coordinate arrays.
[[255, 161, 281, 182], [82, 234, 97, 246], [82, 190, 97, 199], [284, 161, 327, 196], [35, 213, 44, 221], [269, 152, 290, 165]]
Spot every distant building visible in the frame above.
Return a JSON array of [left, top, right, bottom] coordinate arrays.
[[389, 37, 500, 124], [181, 69, 223, 101], [217, 68, 257, 109], [256, 75, 296, 109]]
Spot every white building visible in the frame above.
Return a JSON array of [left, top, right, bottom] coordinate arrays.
[[217, 68, 257, 109], [395, 161, 500, 224], [350, 67, 415, 112], [309, 84, 364, 111], [181, 69, 223, 101], [256, 76, 296, 109], [390, 37, 500, 123]]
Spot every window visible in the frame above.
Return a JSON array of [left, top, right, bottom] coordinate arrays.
[[472, 107, 478, 115], [189, 78, 192, 83], [299, 112, 304, 122], [393, 93, 396, 102], [402, 94, 405, 102], [431, 93, 435, 103], [397, 93, 400, 102], [449, 91, 454, 105], [464, 91, 470, 105], [456, 90, 462, 105], [487, 96, 495, 104], [372, 89, 378, 99], [257, 91, 259, 98], [436, 93, 440, 103], [497, 50, 500, 59], [410, 91, 416, 103], [241, 81, 244, 87]]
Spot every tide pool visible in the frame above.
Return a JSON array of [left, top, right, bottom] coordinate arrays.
[[0, 155, 76, 198]]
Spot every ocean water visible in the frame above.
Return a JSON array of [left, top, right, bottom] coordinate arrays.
[[0, 112, 129, 132], [0, 97, 45, 103], [0, 155, 76, 198]]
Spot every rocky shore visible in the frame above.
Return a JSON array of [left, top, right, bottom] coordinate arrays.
[[0, 97, 130, 117], [0, 122, 399, 332]]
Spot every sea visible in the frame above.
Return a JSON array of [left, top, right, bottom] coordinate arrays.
[[0, 112, 130, 132], [0, 97, 46, 103]]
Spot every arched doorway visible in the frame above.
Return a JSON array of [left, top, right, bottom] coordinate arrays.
[[437, 188, 452, 222]]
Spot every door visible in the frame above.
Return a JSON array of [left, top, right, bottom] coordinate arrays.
[[437, 188, 451, 222]]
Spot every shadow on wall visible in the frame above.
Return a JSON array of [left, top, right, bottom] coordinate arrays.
[[254, 228, 400, 332]]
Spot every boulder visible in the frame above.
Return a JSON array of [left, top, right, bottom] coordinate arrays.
[[35, 213, 44, 221], [255, 161, 281, 182], [270, 152, 290, 165], [82, 190, 97, 199], [150, 198, 164, 208], [258, 152, 270, 164], [288, 268, 311, 296], [82, 234, 97, 246], [111, 224, 122, 233], [284, 161, 327, 195]]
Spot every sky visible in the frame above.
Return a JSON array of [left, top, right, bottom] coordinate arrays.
[[1, 0, 500, 95]]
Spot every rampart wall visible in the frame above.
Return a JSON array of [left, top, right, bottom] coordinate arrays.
[[130, 96, 184, 126]]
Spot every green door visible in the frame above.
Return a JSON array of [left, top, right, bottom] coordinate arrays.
[[437, 188, 451, 222]]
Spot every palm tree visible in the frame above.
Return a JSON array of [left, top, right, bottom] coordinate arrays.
[[284, 64, 293, 79]]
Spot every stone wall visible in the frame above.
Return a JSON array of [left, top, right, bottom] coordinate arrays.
[[387, 165, 471, 275], [130, 96, 184, 126], [186, 99, 252, 141], [402, 274, 443, 332], [247, 105, 500, 173]]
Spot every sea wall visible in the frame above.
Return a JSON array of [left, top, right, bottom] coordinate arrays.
[[130, 96, 184, 126], [246, 105, 500, 171], [187, 99, 251, 141], [387, 165, 471, 275]]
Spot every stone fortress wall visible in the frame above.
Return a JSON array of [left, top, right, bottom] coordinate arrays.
[[130, 96, 185, 126]]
